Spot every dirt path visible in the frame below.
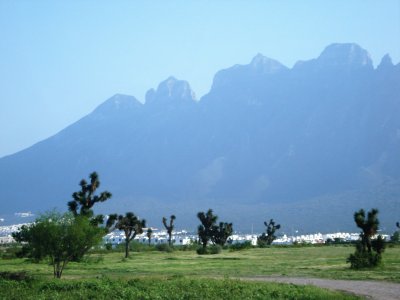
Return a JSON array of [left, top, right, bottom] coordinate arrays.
[[241, 276, 400, 300]]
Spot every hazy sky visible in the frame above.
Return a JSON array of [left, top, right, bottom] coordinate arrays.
[[1, 0, 399, 158]]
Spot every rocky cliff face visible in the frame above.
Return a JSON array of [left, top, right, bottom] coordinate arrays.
[[1, 43, 399, 231]]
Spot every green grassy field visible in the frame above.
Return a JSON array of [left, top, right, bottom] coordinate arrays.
[[1, 244, 399, 299]]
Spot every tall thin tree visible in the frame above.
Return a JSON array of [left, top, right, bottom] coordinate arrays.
[[108, 212, 146, 258], [354, 208, 379, 253], [162, 215, 176, 246], [67, 172, 112, 226], [348, 208, 385, 268], [211, 222, 233, 246], [146, 227, 153, 246], [197, 209, 218, 249]]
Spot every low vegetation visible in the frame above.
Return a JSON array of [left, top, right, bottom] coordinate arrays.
[[257, 218, 281, 247], [347, 209, 385, 269], [4, 171, 400, 298], [1, 245, 399, 282], [0, 276, 361, 300]]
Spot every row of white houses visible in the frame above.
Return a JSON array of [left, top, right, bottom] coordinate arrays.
[[0, 223, 390, 246], [103, 230, 392, 246]]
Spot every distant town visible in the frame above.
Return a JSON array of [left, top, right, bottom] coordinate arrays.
[[0, 222, 390, 246]]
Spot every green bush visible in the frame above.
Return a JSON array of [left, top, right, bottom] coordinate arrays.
[[130, 241, 152, 252], [0, 276, 361, 299], [177, 242, 198, 251], [196, 245, 222, 255], [347, 238, 385, 269], [0, 245, 21, 260], [155, 243, 174, 253], [196, 247, 208, 255], [209, 245, 222, 254], [391, 231, 399, 243], [229, 241, 253, 251], [347, 249, 381, 269], [0, 271, 32, 282]]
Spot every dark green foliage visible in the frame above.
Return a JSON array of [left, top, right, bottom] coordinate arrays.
[[391, 231, 400, 243], [211, 222, 233, 247], [129, 241, 153, 253], [0, 277, 361, 300], [208, 244, 222, 254], [229, 241, 253, 251], [347, 208, 385, 269], [155, 243, 174, 253], [258, 218, 281, 247], [0, 245, 22, 260], [146, 228, 153, 246], [393, 222, 400, 243], [197, 209, 233, 251], [67, 172, 112, 228], [197, 209, 218, 249], [162, 215, 176, 246], [108, 212, 146, 258], [196, 246, 208, 255], [12, 212, 104, 278], [196, 244, 222, 255], [0, 271, 31, 282]]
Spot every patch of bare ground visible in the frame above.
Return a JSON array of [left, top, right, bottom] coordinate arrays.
[[241, 276, 400, 300]]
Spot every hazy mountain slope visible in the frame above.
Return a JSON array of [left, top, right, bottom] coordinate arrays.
[[1, 43, 399, 232]]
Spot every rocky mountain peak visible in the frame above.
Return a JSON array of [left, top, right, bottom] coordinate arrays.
[[92, 94, 142, 116], [377, 54, 394, 69], [145, 76, 196, 105], [317, 43, 373, 69], [250, 53, 287, 73]]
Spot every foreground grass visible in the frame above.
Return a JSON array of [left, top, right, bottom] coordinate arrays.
[[3, 244, 398, 281], [0, 276, 361, 300], [0, 244, 399, 299]]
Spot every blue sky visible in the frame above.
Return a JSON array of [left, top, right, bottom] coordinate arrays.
[[1, 0, 399, 157]]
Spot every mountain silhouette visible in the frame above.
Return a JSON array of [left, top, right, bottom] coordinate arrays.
[[1, 43, 399, 232]]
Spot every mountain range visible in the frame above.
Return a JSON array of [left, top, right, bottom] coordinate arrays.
[[1, 43, 399, 233]]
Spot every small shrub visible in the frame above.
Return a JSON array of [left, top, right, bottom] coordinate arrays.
[[347, 248, 381, 269], [196, 245, 222, 255], [178, 243, 198, 251], [257, 239, 271, 248], [0, 271, 32, 282], [209, 245, 222, 254], [155, 243, 174, 253], [196, 247, 208, 255], [126, 241, 153, 253], [0, 245, 21, 259], [229, 241, 253, 251], [391, 231, 399, 243]]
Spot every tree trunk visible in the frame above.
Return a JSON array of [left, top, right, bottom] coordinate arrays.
[[125, 240, 129, 258], [54, 262, 63, 279]]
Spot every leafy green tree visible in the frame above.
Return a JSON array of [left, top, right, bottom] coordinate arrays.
[[391, 231, 400, 243], [197, 209, 218, 249], [67, 172, 112, 226], [108, 212, 146, 258], [146, 228, 153, 246], [12, 211, 103, 278], [391, 222, 400, 243], [211, 222, 233, 246], [257, 219, 281, 246], [162, 215, 176, 246], [347, 208, 385, 269]]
